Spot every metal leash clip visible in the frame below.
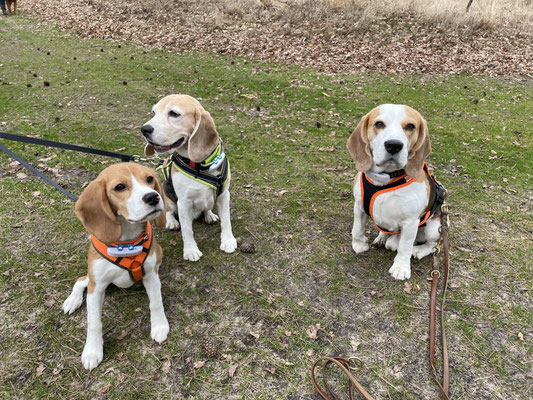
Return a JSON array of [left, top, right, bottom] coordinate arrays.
[[132, 155, 162, 165]]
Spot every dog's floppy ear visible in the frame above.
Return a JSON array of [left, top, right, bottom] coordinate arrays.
[[75, 179, 122, 244], [152, 175, 167, 228], [347, 112, 372, 172], [188, 107, 219, 163], [144, 143, 155, 156], [405, 117, 431, 177]]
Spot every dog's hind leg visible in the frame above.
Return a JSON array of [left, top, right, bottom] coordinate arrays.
[[373, 231, 389, 247], [203, 209, 219, 224], [62, 276, 89, 314], [412, 216, 441, 260]]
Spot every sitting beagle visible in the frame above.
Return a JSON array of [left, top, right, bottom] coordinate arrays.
[[347, 104, 445, 280], [141, 94, 237, 262], [62, 163, 169, 370]]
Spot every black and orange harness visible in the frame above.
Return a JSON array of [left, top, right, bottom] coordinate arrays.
[[361, 163, 445, 234], [91, 221, 153, 281]]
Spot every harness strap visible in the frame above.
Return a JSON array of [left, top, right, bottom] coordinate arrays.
[[167, 152, 229, 201], [91, 222, 153, 281]]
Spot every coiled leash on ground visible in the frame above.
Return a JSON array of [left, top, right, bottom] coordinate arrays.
[[312, 200, 450, 400], [0, 132, 161, 201]]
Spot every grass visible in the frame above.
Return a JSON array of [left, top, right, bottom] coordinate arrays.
[[1, 14, 532, 400]]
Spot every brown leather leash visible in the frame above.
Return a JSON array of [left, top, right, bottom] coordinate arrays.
[[430, 201, 450, 399], [311, 200, 450, 400]]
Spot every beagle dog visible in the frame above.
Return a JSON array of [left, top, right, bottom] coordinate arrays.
[[62, 163, 169, 370], [141, 94, 237, 262], [347, 104, 444, 280]]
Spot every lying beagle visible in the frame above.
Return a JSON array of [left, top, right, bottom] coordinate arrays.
[[63, 163, 169, 370], [141, 94, 237, 262], [347, 104, 445, 280]]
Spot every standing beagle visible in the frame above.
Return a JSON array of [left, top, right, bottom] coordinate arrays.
[[141, 94, 237, 262], [63, 163, 169, 370], [347, 104, 445, 280]]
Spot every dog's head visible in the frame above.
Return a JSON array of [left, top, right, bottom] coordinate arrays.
[[347, 104, 431, 177], [141, 94, 219, 163], [75, 163, 166, 244]]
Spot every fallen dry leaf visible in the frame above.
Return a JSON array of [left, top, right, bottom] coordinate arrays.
[[36, 363, 46, 377], [117, 329, 129, 340], [193, 360, 206, 370], [99, 383, 112, 395], [228, 363, 238, 378]]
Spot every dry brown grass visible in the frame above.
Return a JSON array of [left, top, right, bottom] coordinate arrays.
[[189, 0, 533, 33]]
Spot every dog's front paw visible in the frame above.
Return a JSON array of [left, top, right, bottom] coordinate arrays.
[[220, 237, 238, 253], [81, 346, 103, 371], [183, 247, 203, 262], [352, 238, 369, 253], [204, 210, 219, 224], [151, 320, 169, 344], [165, 212, 180, 230], [389, 259, 411, 280], [62, 293, 83, 315]]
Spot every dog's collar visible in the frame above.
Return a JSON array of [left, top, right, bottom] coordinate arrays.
[[91, 222, 153, 281]]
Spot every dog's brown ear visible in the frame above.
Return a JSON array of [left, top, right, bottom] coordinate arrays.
[[75, 179, 122, 244], [347, 112, 372, 172], [144, 143, 155, 156], [152, 175, 167, 228], [188, 107, 219, 163], [405, 117, 431, 177]]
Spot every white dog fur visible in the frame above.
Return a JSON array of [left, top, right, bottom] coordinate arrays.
[[63, 163, 169, 370], [347, 104, 441, 280], [141, 94, 237, 262]]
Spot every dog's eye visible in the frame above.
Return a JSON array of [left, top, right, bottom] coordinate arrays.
[[405, 123, 416, 131], [168, 110, 181, 118], [375, 121, 385, 129], [146, 176, 154, 184], [114, 184, 127, 192]]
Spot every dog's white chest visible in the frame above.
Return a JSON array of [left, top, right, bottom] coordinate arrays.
[[370, 181, 428, 230]]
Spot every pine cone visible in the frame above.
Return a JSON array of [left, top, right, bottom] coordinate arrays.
[[202, 337, 219, 359]]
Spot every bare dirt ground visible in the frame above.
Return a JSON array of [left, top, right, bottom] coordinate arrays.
[[22, 0, 533, 77]]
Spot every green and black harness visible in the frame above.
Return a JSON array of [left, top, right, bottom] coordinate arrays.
[[157, 141, 230, 204]]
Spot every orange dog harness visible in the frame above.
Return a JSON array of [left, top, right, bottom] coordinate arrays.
[[91, 221, 153, 281], [361, 163, 442, 235]]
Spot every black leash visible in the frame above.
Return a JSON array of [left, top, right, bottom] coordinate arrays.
[[0, 132, 143, 202], [0, 132, 136, 161], [0, 142, 80, 201]]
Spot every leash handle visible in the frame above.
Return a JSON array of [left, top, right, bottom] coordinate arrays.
[[311, 356, 374, 400], [0, 131, 135, 161]]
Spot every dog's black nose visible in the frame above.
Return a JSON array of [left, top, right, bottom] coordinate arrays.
[[143, 192, 160, 206], [141, 124, 154, 137], [384, 140, 404, 155]]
